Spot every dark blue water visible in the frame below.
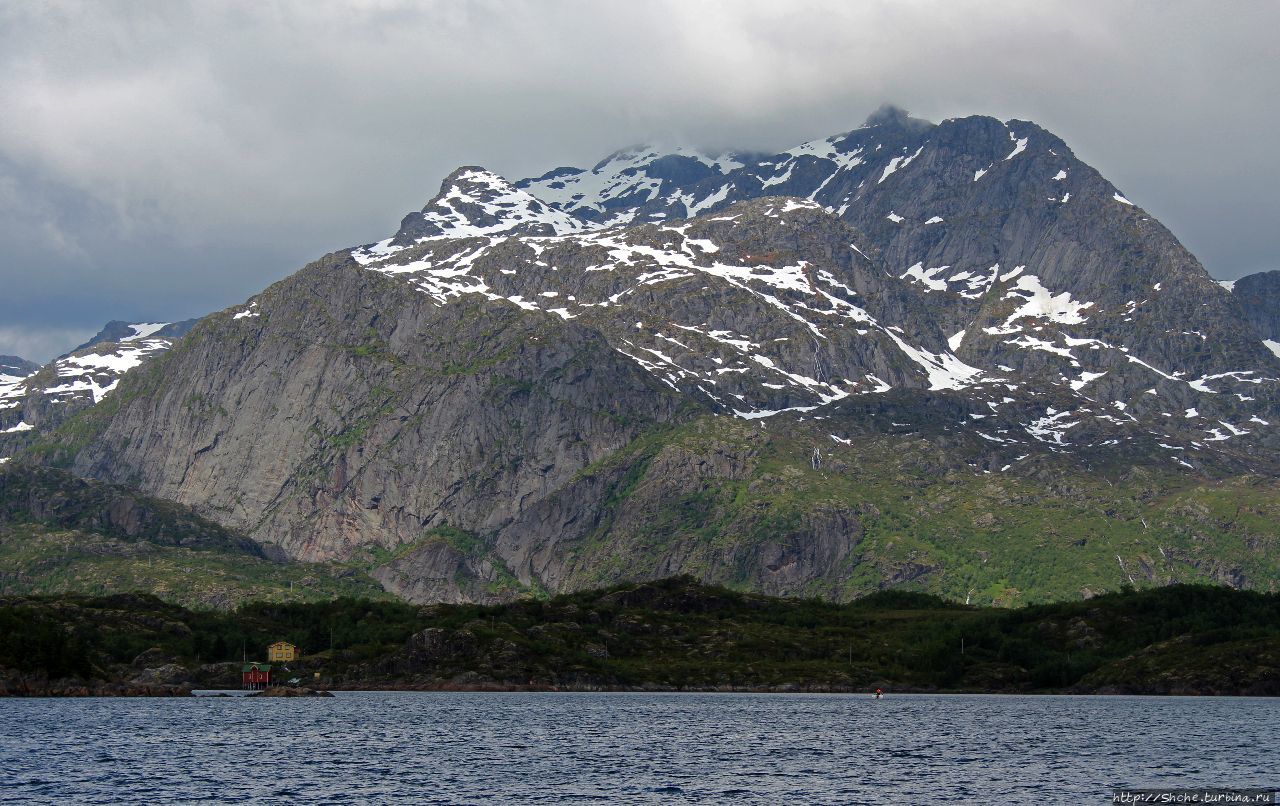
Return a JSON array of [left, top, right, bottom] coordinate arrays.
[[0, 692, 1274, 804]]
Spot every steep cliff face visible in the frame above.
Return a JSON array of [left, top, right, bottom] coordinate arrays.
[[482, 412, 1280, 604], [48, 254, 688, 569]]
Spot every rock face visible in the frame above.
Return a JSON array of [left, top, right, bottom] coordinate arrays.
[[20, 108, 1280, 603], [53, 256, 687, 568], [1232, 270, 1280, 342]]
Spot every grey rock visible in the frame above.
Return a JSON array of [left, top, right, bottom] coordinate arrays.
[[0, 356, 38, 377], [53, 255, 688, 575], [1232, 270, 1280, 340]]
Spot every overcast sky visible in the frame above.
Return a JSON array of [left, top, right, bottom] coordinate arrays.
[[1, 0, 1276, 361]]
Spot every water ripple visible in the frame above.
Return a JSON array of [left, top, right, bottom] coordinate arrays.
[[0, 692, 1275, 804]]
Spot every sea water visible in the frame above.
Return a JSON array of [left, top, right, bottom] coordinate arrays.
[[0, 692, 1274, 804]]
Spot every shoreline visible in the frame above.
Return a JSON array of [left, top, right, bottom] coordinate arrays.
[[4, 681, 1277, 698]]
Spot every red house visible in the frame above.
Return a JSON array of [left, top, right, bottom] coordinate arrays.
[[242, 662, 273, 690]]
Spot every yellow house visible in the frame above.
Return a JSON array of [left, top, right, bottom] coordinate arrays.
[[267, 641, 298, 663]]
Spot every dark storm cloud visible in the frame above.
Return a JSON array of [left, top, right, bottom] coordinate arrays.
[[1, 0, 1277, 360]]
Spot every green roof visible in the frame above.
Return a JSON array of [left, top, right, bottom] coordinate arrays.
[[242, 663, 272, 672]]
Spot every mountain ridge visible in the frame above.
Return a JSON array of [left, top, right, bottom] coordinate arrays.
[[1, 320, 199, 465], [14, 109, 1280, 605]]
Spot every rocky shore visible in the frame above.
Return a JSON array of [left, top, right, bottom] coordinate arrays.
[[0, 675, 192, 697], [249, 686, 334, 697]]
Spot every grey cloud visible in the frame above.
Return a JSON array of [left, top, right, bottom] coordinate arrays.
[[0, 325, 96, 364], [1, 0, 1277, 361]]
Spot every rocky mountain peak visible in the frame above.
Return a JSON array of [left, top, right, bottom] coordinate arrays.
[[861, 103, 935, 134], [386, 166, 590, 247], [71, 319, 199, 355]]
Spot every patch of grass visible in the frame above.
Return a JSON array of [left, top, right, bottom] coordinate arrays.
[[554, 415, 1280, 604]]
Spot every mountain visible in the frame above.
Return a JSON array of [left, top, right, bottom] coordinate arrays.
[[1229, 270, 1280, 348], [71, 319, 198, 353], [0, 356, 38, 379], [0, 357, 39, 454], [522, 107, 1279, 433], [18, 108, 1280, 605], [31, 255, 691, 602], [0, 320, 198, 464]]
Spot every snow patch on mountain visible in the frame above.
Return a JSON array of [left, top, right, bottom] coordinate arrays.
[[422, 169, 588, 239], [233, 301, 260, 319], [986, 274, 1092, 334], [901, 262, 948, 292], [45, 340, 173, 403], [351, 239, 406, 266], [354, 197, 988, 415], [118, 323, 168, 342], [516, 146, 738, 220], [0, 374, 28, 410], [1004, 133, 1029, 160], [879, 146, 924, 183]]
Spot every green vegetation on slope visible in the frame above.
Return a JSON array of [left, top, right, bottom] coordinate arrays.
[[560, 415, 1280, 604]]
